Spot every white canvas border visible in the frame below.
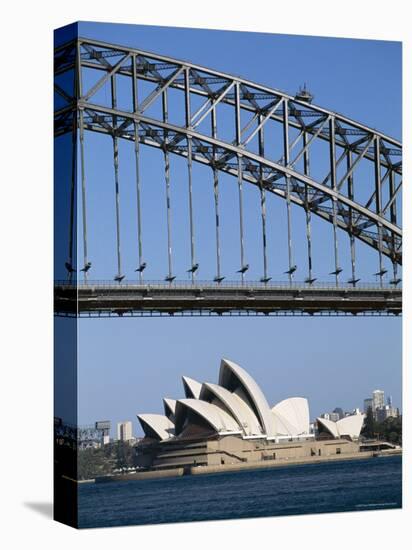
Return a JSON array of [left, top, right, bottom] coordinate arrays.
[[0, 1, 409, 548]]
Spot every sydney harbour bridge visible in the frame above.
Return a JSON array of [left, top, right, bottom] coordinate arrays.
[[54, 38, 402, 317]]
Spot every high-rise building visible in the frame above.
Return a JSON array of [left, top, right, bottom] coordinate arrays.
[[364, 398, 373, 413], [372, 390, 384, 411], [333, 407, 344, 420], [320, 412, 340, 422], [364, 392, 398, 421], [117, 421, 133, 442]]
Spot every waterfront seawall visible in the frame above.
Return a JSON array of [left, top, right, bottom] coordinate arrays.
[[94, 449, 401, 483], [96, 468, 184, 483]]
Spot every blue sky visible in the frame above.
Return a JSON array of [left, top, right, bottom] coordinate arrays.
[[55, 22, 401, 436]]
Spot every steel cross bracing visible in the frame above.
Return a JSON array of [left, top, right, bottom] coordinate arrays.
[[54, 38, 402, 317]]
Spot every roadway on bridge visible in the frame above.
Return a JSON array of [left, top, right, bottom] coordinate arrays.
[[54, 281, 401, 317]]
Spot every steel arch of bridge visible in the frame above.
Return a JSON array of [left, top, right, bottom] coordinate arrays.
[[54, 38, 402, 316]]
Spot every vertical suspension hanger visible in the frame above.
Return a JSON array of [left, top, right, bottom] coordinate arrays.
[[211, 106, 224, 283], [303, 131, 316, 285], [162, 89, 175, 283], [389, 170, 400, 285], [237, 156, 247, 283], [283, 98, 296, 284], [65, 42, 79, 282], [185, 67, 198, 282], [374, 136, 386, 286], [235, 82, 248, 283], [66, 103, 77, 283], [111, 74, 124, 283], [79, 112, 89, 282], [132, 54, 145, 282], [258, 115, 270, 283], [77, 41, 91, 282], [329, 116, 342, 285], [346, 149, 359, 286]]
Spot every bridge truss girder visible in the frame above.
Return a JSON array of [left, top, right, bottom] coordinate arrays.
[[54, 282, 402, 318]]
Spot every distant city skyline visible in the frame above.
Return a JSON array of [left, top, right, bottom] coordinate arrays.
[[78, 380, 402, 440], [85, 382, 402, 439], [320, 388, 400, 425], [77, 382, 402, 441]]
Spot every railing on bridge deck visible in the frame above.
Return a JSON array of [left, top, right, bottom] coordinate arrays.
[[55, 279, 401, 290]]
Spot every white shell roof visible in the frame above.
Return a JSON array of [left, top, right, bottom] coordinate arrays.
[[219, 359, 277, 437], [336, 414, 365, 439], [163, 398, 177, 420], [199, 382, 263, 436], [137, 414, 175, 441], [174, 398, 241, 435], [317, 414, 365, 440], [317, 417, 340, 438], [272, 397, 310, 436], [182, 376, 202, 399]]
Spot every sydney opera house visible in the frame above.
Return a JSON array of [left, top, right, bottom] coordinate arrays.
[[136, 359, 365, 472]]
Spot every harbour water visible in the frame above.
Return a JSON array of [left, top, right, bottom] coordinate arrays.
[[78, 455, 401, 529]]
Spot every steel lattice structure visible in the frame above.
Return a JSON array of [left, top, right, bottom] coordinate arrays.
[[54, 38, 402, 317], [54, 418, 110, 449]]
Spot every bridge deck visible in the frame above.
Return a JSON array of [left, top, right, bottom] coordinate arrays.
[[54, 281, 402, 317]]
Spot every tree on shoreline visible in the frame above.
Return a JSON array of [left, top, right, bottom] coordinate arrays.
[[78, 441, 138, 480], [362, 407, 376, 439], [361, 408, 402, 445]]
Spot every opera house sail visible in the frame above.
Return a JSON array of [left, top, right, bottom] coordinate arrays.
[[136, 359, 366, 472], [317, 413, 365, 440]]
